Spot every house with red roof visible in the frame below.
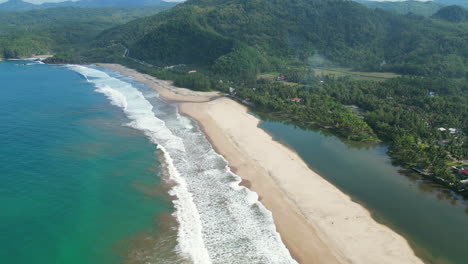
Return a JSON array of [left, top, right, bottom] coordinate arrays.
[[291, 97, 303, 103]]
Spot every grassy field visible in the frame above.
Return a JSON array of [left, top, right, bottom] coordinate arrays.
[[258, 67, 399, 84], [314, 67, 400, 81], [257, 73, 279, 81], [257, 73, 298, 86]]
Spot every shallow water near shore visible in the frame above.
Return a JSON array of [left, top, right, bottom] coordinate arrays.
[[258, 118, 468, 264], [0, 61, 296, 264], [0, 61, 174, 264]]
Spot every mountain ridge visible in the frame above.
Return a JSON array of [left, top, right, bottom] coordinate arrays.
[[0, 0, 177, 11], [87, 0, 467, 78], [356, 0, 444, 16]]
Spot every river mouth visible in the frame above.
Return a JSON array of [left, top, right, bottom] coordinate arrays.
[[255, 110, 468, 206], [257, 116, 468, 264]]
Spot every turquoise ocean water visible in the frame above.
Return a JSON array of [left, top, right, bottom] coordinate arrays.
[[0, 61, 296, 264], [0, 60, 173, 264]]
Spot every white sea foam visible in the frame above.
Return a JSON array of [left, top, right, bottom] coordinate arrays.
[[95, 86, 128, 110], [67, 65, 297, 264], [68, 65, 210, 264]]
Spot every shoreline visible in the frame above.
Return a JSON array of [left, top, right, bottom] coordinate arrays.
[[97, 63, 424, 264], [0, 55, 52, 61]]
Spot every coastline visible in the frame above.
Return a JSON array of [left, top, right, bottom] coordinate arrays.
[[97, 63, 424, 264], [0, 55, 52, 61]]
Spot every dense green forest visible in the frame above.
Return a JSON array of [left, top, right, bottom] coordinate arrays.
[[81, 0, 468, 79], [236, 75, 467, 182], [433, 5, 468, 22], [356, 0, 468, 17], [435, 0, 468, 8], [0, 6, 171, 58], [356, 0, 444, 16]]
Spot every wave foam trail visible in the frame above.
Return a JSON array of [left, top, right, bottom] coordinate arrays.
[[68, 65, 210, 264], [68, 65, 297, 264]]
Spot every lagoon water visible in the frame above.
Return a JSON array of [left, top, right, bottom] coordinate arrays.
[[259, 119, 468, 264]]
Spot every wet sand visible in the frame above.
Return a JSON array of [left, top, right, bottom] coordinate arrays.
[[97, 63, 424, 264]]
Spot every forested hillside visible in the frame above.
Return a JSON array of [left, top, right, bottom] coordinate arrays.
[[88, 0, 468, 78], [356, 0, 444, 16], [0, 6, 171, 58], [433, 5, 468, 22], [435, 0, 468, 8]]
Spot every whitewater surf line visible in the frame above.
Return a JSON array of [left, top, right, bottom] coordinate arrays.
[[68, 65, 296, 264]]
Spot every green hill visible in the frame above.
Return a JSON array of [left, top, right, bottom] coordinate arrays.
[[433, 5, 468, 22], [0, 0, 37, 11], [88, 0, 467, 78], [0, 6, 172, 58], [435, 0, 468, 8], [356, 0, 444, 16]]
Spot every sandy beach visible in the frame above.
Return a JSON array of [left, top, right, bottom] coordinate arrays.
[[98, 63, 424, 264]]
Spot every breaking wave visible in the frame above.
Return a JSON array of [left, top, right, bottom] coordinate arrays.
[[67, 65, 296, 264]]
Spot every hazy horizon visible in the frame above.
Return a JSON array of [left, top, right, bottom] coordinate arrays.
[[0, 0, 184, 4]]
